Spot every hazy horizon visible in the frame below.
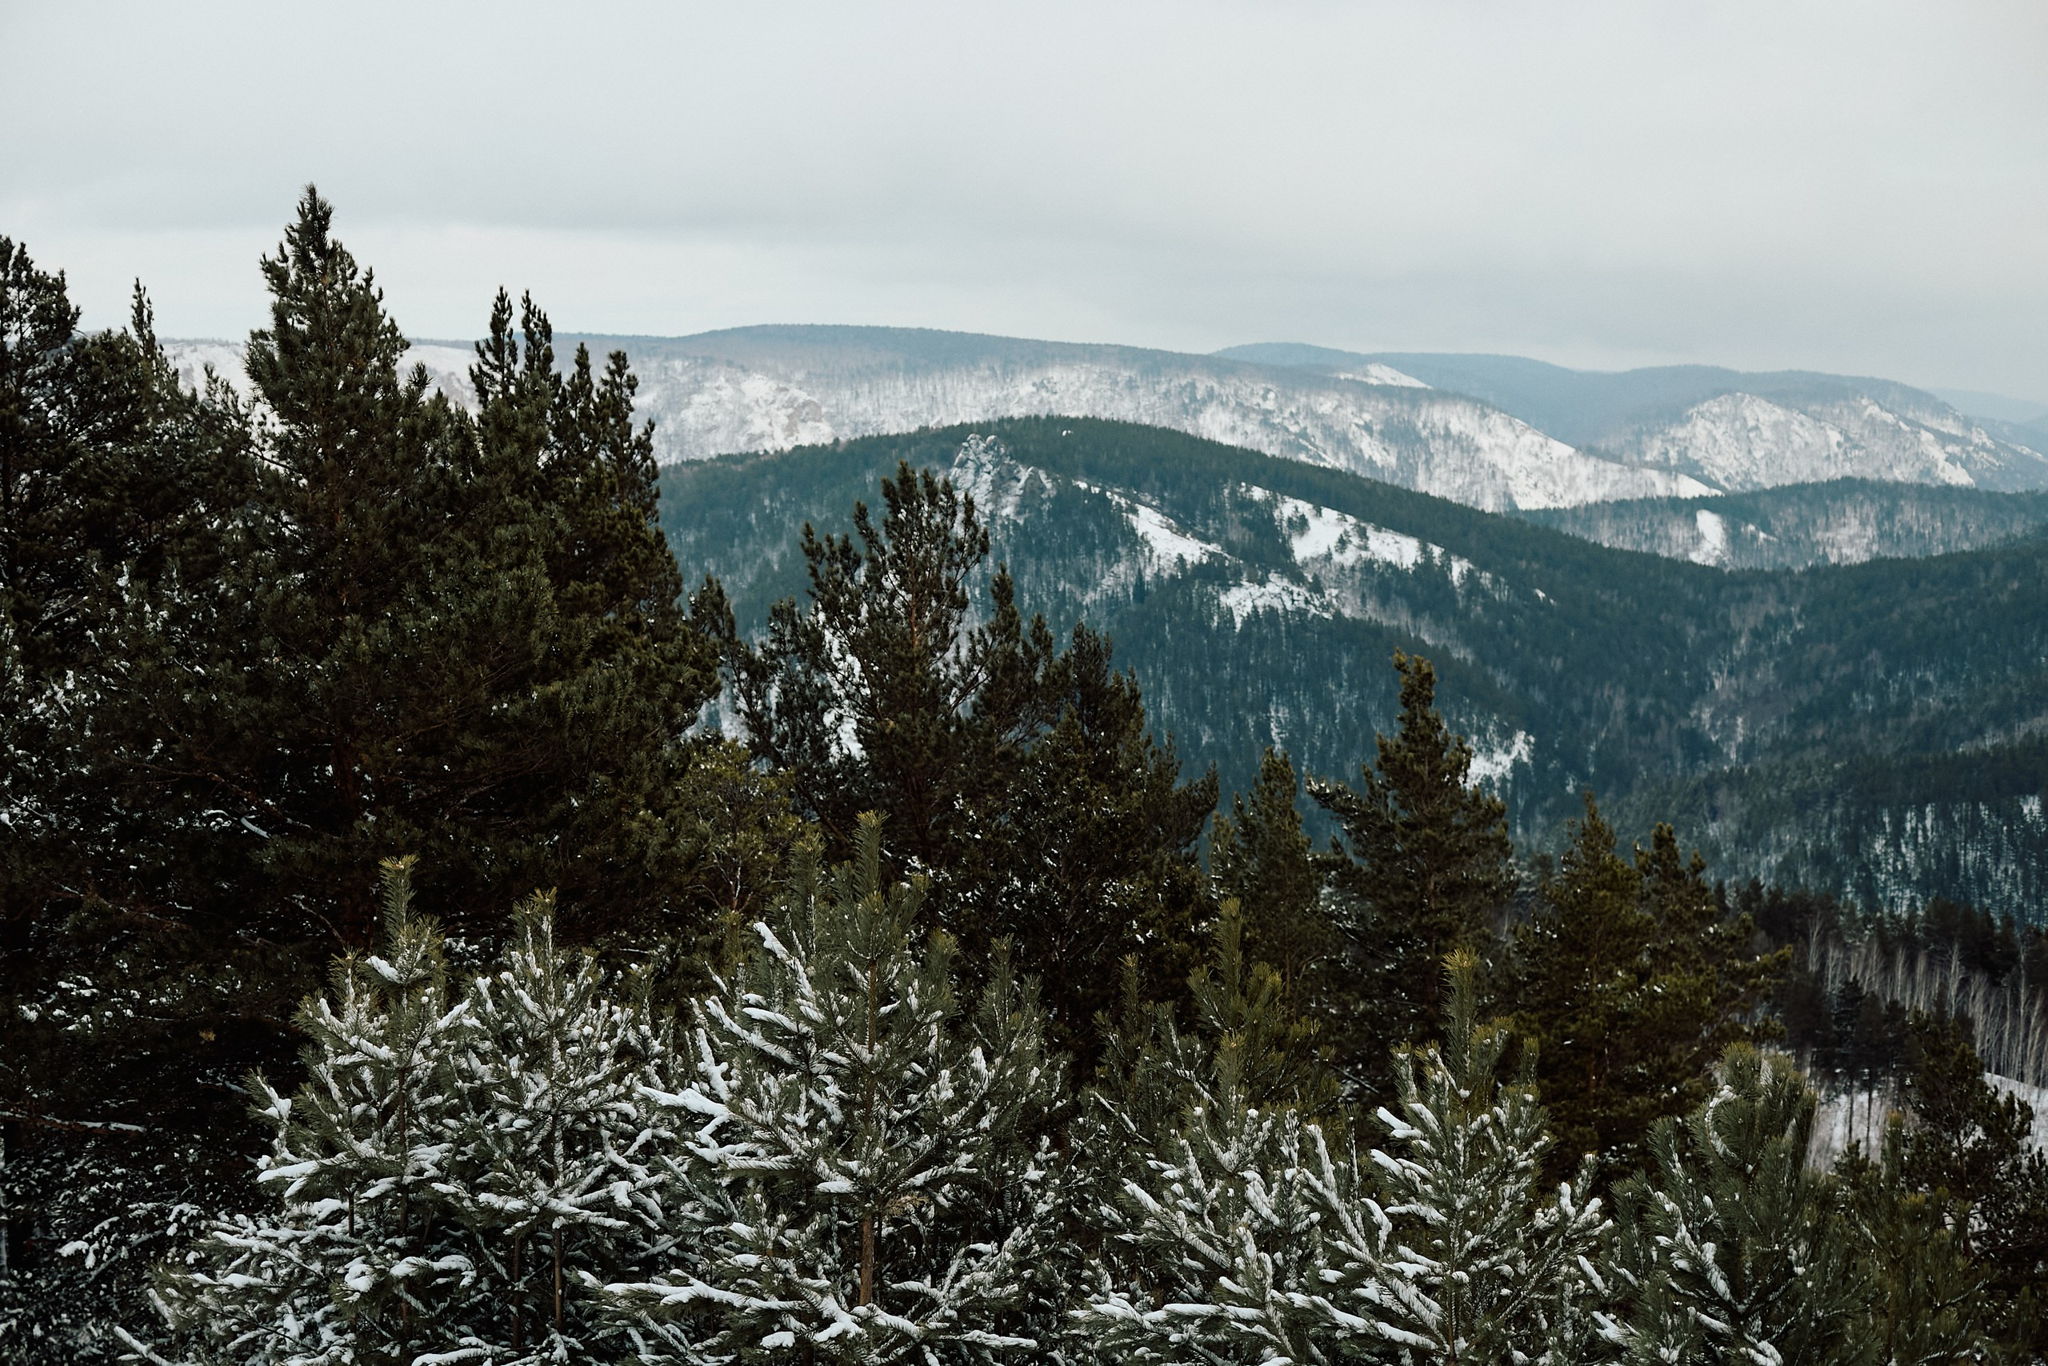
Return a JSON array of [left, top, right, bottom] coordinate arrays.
[[6, 0, 2044, 402]]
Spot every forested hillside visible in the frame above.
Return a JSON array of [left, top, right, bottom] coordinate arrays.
[[660, 417, 2048, 922], [1520, 480, 2048, 568], [7, 198, 2047, 1365]]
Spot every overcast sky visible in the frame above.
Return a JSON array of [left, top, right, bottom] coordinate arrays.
[[4, 0, 2044, 398]]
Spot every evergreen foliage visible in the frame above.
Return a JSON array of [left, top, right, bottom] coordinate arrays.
[[606, 814, 1065, 1365], [1615, 1047, 1869, 1364], [1510, 797, 1784, 1180], [730, 459, 1215, 1056], [1211, 747, 1333, 1000], [1310, 653, 1516, 1085], [1316, 956, 1611, 1365], [1080, 955, 1610, 1365], [1, 197, 740, 1362], [1895, 1013, 2048, 1355], [128, 861, 669, 1366]]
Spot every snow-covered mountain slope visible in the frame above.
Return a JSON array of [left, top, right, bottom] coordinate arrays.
[[165, 327, 2048, 512], [1615, 390, 2044, 492], [561, 329, 1710, 512], [165, 339, 478, 407], [1522, 481, 2048, 569], [1231, 346, 2048, 496], [161, 330, 1703, 513], [667, 416, 2048, 924]]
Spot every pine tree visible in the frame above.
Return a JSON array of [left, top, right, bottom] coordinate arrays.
[[964, 624, 1218, 1057], [1835, 1127, 1994, 1365], [1512, 793, 1659, 1173], [129, 863, 672, 1366], [733, 461, 1054, 870], [137, 859, 473, 1365], [607, 815, 1064, 1364], [1078, 1099, 1337, 1366], [1, 239, 263, 1366], [1310, 653, 1516, 1084], [440, 894, 672, 1363], [1895, 1012, 2048, 1357], [1313, 955, 1613, 1365], [1075, 908, 1345, 1366], [1211, 747, 1332, 999], [1511, 797, 1784, 1183], [56, 189, 723, 953], [732, 460, 1215, 1058], [1615, 1047, 1870, 1365]]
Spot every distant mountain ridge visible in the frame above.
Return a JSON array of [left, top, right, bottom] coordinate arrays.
[[661, 417, 2048, 924], [1221, 344, 2048, 496], [1517, 481, 2048, 569], [163, 327, 2048, 522]]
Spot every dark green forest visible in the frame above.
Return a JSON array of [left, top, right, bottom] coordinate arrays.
[[658, 417, 2048, 922], [5, 197, 2047, 1363]]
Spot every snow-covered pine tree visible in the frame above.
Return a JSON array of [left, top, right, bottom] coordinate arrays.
[[1074, 903, 1342, 1365], [131, 858, 475, 1365], [1310, 953, 1612, 1365], [129, 866, 684, 1366], [606, 815, 1063, 1365], [1616, 1046, 1869, 1365], [437, 892, 672, 1364]]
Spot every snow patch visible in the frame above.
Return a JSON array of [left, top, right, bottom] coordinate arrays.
[[1218, 576, 1328, 626], [1689, 509, 1729, 566], [1467, 731, 1532, 787], [1074, 481, 1222, 570], [1265, 490, 1481, 584], [1335, 364, 1430, 389]]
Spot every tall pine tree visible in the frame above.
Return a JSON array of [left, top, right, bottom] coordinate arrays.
[[1310, 652, 1516, 1086], [731, 460, 1215, 1058]]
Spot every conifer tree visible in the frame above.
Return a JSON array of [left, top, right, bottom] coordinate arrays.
[[733, 461, 1055, 869], [54, 190, 723, 952], [1211, 747, 1332, 999], [441, 894, 672, 1363], [1835, 1127, 1995, 1365], [1, 240, 264, 1366], [967, 624, 1218, 1056], [1615, 1047, 1870, 1365], [1085, 954, 1611, 1366], [732, 461, 1215, 1057], [130, 863, 671, 1366], [1510, 797, 1782, 1182], [1312, 955, 1612, 1365], [1512, 794, 1659, 1173], [1076, 907, 1345, 1366], [607, 815, 1064, 1365], [1895, 1012, 2048, 1356], [1310, 653, 1516, 1082], [137, 860, 474, 1365]]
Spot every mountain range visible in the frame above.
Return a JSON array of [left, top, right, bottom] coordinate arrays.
[[164, 328, 2048, 523], [660, 417, 2048, 926], [154, 330, 2048, 915]]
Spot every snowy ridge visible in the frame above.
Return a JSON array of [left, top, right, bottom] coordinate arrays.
[[164, 329, 2048, 516], [164, 335, 1702, 513], [1334, 363, 1430, 388], [1620, 390, 2042, 493], [947, 439, 1531, 659]]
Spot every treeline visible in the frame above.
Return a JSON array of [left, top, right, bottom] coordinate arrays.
[[2, 194, 2045, 1362], [659, 414, 2048, 920], [94, 849, 2048, 1366]]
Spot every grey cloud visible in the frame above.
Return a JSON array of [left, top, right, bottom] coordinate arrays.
[[4, 0, 2043, 397]]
